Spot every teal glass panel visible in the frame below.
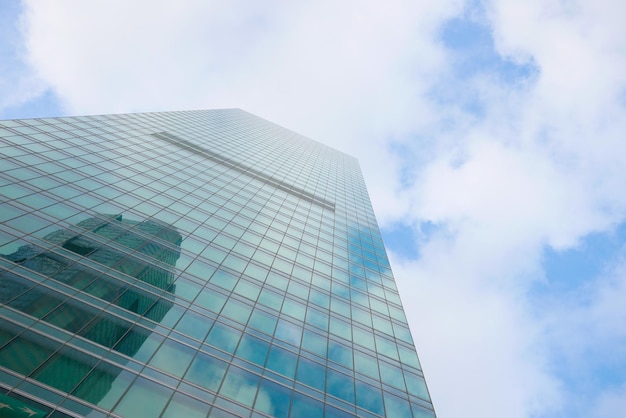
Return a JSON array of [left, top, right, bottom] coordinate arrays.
[[113, 376, 172, 418], [379, 360, 406, 391], [254, 379, 291, 418], [354, 350, 379, 380], [290, 392, 324, 418], [274, 319, 302, 346], [330, 317, 352, 340], [233, 279, 261, 301], [296, 357, 326, 391], [248, 309, 277, 335], [355, 380, 384, 416], [383, 391, 412, 417], [302, 329, 328, 358], [405, 372, 431, 400], [72, 361, 129, 407], [0, 330, 58, 376], [412, 403, 437, 418], [326, 368, 355, 404], [115, 330, 163, 362], [352, 327, 375, 351], [209, 269, 237, 291], [205, 323, 241, 353], [185, 352, 228, 392], [236, 333, 270, 366], [375, 335, 399, 361], [174, 310, 214, 341], [281, 298, 306, 321], [398, 344, 422, 370], [161, 392, 211, 418], [195, 287, 227, 314], [328, 341, 353, 369], [172, 278, 202, 301], [30, 345, 97, 393], [265, 345, 297, 379], [221, 298, 253, 325], [218, 366, 260, 407], [326, 403, 356, 418], [149, 338, 195, 378], [305, 308, 329, 331]]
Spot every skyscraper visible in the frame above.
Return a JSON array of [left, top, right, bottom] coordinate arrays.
[[0, 109, 435, 417]]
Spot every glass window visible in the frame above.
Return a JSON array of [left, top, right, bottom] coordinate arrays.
[[72, 361, 131, 408], [0, 329, 58, 376], [254, 378, 291, 418], [326, 368, 355, 404], [161, 391, 211, 418], [393, 323, 414, 344], [220, 298, 253, 325], [32, 345, 99, 393], [354, 350, 379, 380], [290, 392, 324, 418], [218, 365, 260, 407], [375, 335, 399, 361], [258, 288, 283, 311], [265, 271, 288, 291], [372, 315, 394, 336], [405, 371, 430, 400], [233, 279, 261, 302], [185, 351, 227, 392], [172, 278, 202, 302], [296, 357, 325, 391], [412, 403, 437, 418], [149, 339, 195, 378], [398, 344, 421, 370], [184, 258, 216, 282], [174, 310, 213, 341], [200, 245, 227, 265], [205, 322, 241, 353], [328, 341, 353, 369], [281, 298, 306, 321], [265, 345, 297, 379], [305, 308, 328, 332], [243, 262, 269, 283], [355, 380, 384, 416], [383, 391, 412, 417], [274, 319, 302, 347], [221, 253, 248, 273], [113, 376, 172, 417], [248, 309, 277, 335], [301, 329, 327, 359], [209, 269, 237, 291], [329, 317, 352, 341], [235, 333, 269, 366], [379, 360, 406, 391]]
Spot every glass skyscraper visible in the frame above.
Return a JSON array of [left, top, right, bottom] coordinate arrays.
[[0, 109, 435, 417]]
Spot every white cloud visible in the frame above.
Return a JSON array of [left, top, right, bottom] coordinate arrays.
[[392, 253, 563, 418], [14, 0, 626, 417], [0, 3, 47, 113]]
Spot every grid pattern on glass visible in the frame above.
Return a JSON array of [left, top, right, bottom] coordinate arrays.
[[0, 109, 435, 417]]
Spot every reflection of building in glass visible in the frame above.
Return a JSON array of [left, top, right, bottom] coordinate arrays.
[[0, 214, 181, 406], [0, 109, 436, 417]]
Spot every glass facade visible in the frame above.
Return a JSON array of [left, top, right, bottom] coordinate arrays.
[[0, 109, 435, 417]]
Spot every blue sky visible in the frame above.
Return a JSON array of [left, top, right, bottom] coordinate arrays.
[[2, 1, 626, 417]]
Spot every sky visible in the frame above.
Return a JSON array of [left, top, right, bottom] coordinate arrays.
[[1, 1, 626, 417]]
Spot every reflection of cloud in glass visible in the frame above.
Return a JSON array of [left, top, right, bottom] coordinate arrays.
[[347, 222, 432, 406], [274, 318, 303, 346], [185, 352, 228, 392]]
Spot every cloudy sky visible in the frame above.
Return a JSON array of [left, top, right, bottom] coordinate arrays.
[[2, 1, 626, 417]]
